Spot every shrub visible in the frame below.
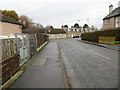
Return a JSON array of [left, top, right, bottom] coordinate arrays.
[[115, 33, 120, 41], [81, 28, 120, 42]]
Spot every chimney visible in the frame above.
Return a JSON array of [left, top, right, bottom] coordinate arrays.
[[118, 1, 120, 7], [109, 4, 113, 13]]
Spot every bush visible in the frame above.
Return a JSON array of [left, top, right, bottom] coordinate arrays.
[[81, 28, 120, 42], [115, 33, 120, 41]]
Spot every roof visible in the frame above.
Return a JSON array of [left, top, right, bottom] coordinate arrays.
[[46, 29, 67, 34], [0, 15, 22, 25], [22, 28, 67, 34], [103, 7, 120, 20]]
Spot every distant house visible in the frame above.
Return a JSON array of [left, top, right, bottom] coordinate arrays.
[[103, 3, 120, 29], [0, 15, 22, 35], [63, 28, 82, 38], [46, 29, 68, 39]]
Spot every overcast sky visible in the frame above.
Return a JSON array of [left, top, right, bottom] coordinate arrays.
[[0, 0, 119, 28]]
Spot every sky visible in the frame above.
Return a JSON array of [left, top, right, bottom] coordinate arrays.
[[0, 0, 119, 29]]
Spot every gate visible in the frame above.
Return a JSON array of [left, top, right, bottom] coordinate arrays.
[[15, 33, 30, 65]]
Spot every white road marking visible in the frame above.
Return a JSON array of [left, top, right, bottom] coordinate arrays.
[[93, 52, 110, 60], [89, 50, 110, 60], [71, 70, 74, 72]]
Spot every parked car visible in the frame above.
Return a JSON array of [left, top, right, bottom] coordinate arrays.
[[73, 36, 80, 38]]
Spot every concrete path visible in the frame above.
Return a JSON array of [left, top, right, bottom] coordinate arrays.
[[10, 40, 64, 88]]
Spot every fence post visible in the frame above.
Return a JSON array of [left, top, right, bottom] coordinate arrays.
[[35, 34, 38, 50]]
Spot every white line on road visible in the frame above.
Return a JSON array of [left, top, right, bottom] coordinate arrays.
[[93, 52, 110, 60], [89, 50, 110, 60]]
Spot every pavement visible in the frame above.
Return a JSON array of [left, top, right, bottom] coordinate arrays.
[[58, 38, 118, 88], [9, 40, 64, 88]]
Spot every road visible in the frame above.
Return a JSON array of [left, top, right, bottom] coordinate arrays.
[[57, 38, 118, 88]]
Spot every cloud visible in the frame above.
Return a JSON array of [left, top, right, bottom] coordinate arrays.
[[0, 0, 119, 28]]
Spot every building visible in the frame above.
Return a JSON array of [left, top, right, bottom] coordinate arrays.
[[103, 2, 120, 29], [0, 15, 22, 35], [46, 29, 68, 39], [63, 28, 83, 38], [64, 28, 82, 32]]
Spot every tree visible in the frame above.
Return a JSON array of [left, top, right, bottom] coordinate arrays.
[[45, 25, 54, 30], [36, 23, 44, 29], [74, 23, 79, 28], [83, 24, 89, 28], [19, 15, 32, 29], [71, 26, 74, 28], [63, 25, 68, 28], [2, 10, 19, 21]]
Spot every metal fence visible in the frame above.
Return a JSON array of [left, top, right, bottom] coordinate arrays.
[[15, 33, 48, 65], [0, 33, 49, 85]]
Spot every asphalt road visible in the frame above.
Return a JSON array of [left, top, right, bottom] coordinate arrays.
[[57, 38, 118, 88]]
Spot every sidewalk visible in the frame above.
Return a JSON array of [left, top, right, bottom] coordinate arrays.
[[77, 39, 120, 51], [9, 40, 64, 88]]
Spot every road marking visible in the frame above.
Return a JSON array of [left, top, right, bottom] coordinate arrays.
[[94, 52, 110, 60], [70, 70, 74, 72], [89, 50, 110, 60]]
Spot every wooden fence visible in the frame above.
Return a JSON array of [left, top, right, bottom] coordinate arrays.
[[0, 39, 20, 85], [99, 36, 116, 45], [36, 34, 49, 48], [1, 39, 16, 60]]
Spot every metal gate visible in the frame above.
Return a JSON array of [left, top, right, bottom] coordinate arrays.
[[15, 33, 30, 65]]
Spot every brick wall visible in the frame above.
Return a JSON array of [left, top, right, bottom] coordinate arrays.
[[67, 32, 82, 38], [0, 22, 22, 35], [48, 34, 67, 39], [103, 17, 115, 29]]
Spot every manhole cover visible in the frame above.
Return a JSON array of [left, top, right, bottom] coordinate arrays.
[[32, 58, 48, 65]]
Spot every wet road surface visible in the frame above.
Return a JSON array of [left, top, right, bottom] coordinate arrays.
[[58, 39, 118, 88]]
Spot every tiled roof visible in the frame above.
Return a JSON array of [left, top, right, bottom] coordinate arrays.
[[103, 7, 120, 20], [0, 15, 22, 25], [46, 29, 67, 34], [22, 28, 67, 34]]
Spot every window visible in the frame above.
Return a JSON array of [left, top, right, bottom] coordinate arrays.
[[105, 19, 111, 24], [115, 16, 120, 27]]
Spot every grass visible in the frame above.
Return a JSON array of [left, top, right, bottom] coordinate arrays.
[[99, 40, 120, 45], [99, 40, 115, 45], [115, 41, 120, 44]]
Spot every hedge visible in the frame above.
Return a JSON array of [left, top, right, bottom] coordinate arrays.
[[81, 28, 120, 42]]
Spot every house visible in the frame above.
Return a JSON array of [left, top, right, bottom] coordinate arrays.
[[0, 15, 22, 35], [63, 28, 82, 38], [103, 2, 120, 29], [46, 29, 68, 39]]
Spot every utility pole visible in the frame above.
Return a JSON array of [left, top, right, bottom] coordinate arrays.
[[87, 18, 89, 25]]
